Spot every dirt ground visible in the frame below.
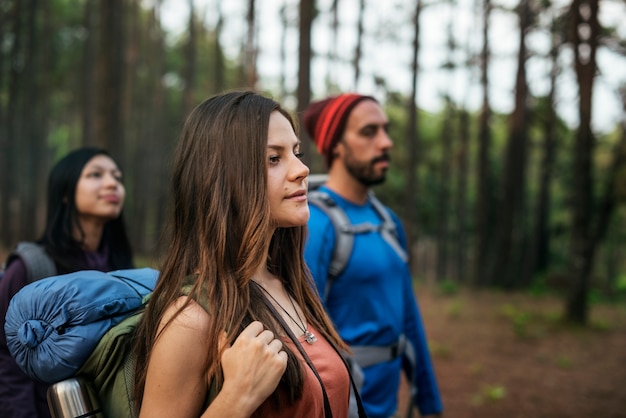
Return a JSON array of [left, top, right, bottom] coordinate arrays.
[[397, 285, 626, 418]]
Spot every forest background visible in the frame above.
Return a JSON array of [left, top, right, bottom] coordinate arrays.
[[1, 0, 626, 330]]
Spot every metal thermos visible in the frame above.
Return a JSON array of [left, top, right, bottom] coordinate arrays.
[[47, 376, 104, 418]]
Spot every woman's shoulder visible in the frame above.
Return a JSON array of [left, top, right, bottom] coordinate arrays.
[[161, 296, 212, 336]]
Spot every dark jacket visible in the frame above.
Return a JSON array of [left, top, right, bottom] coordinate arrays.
[[0, 250, 112, 418]]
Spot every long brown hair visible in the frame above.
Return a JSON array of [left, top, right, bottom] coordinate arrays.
[[132, 91, 346, 412]]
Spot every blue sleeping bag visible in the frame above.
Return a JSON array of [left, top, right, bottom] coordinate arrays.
[[4, 268, 158, 383]]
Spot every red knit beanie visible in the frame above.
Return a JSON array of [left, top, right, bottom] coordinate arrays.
[[302, 93, 376, 167]]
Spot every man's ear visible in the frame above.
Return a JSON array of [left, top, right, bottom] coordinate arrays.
[[332, 142, 344, 158]]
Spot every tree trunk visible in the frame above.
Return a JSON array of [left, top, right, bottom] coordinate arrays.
[[5, 0, 24, 245], [436, 100, 453, 282], [436, 14, 456, 282], [566, 0, 599, 324], [0, 1, 7, 246], [95, 0, 125, 161], [490, 0, 531, 289], [81, 0, 96, 147], [278, 4, 288, 101], [352, 0, 365, 89], [32, 0, 53, 234], [244, 0, 257, 89], [404, 1, 422, 271], [522, 15, 561, 286], [473, 0, 494, 287], [182, 0, 197, 116], [297, 0, 315, 168], [328, 0, 340, 88], [146, 0, 170, 256], [20, 0, 41, 240], [214, 1, 225, 93], [455, 108, 470, 282]]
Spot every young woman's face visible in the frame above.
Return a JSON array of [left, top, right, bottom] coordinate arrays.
[[267, 111, 310, 228], [74, 155, 125, 222]]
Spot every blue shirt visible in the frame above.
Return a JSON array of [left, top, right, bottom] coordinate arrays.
[[305, 186, 443, 417]]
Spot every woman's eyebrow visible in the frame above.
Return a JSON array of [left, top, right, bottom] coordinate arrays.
[[267, 140, 301, 151]]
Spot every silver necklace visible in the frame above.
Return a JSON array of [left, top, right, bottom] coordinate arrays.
[[258, 284, 317, 344]]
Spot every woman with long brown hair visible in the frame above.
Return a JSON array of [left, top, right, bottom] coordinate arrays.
[[132, 91, 355, 417]]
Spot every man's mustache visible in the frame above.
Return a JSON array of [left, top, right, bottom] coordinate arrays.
[[372, 154, 390, 165]]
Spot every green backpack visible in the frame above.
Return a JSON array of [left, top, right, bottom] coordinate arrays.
[[58, 282, 216, 418]]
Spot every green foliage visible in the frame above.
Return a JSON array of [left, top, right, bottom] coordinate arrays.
[[617, 275, 626, 293], [437, 279, 459, 296], [472, 384, 506, 405], [428, 341, 452, 358], [528, 276, 549, 296], [445, 299, 463, 319], [556, 356, 572, 369], [500, 304, 531, 338], [590, 319, 611, 332]]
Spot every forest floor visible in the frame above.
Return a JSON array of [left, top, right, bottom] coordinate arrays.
[[398, 284, 626, 418]]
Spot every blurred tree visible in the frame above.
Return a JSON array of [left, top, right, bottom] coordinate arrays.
[[454, 106, 470, 282], [81, 0, 96, 146], [5, 0, 25, 245], [491, 0, 533, 288], [435, 3, 456, 282], [327, 0, 339, 89], [182, 0, 197, 116], [214, 1, 225, 92], [278, 3, 289, 101], [352, 0, 364, 89], [473, 0, 495, 287], [566, 0, 599, 324], [521, 6, 566, 287], [95, 0, 125, 161], [404, 0, 423, 268], [20, 0, 45, 240], [243, 0, 258, 88], [0, 0, 7, 245], [297, 0, 315, 167]]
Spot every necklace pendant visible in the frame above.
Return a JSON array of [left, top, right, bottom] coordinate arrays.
[[304, 330, 317, 344]]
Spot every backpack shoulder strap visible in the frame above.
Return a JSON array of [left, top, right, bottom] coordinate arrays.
[[308, 190, 354, 284], [7, 242, 57, 283], [368, 194, 408, 263]]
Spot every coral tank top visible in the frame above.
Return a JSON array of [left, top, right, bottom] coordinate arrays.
[[253, 324, 350, 417]]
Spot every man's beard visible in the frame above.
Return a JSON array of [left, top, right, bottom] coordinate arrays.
[[344, 147, 390, 187]]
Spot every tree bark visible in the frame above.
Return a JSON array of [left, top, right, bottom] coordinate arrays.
[[522, 15, 562, 287], [244, 0, 257, 89], [297, 0, 315, 168], [182, 0, 197, 116], [473, 0, 494, 287], [5, 0, 24, 244], [214, 1, 224, 93], [404, 0, 422, 271], [490, 0, 531, 289], [352, 0, 365, 89], [0, 2, 7, 246], [566, 0, 599, 324], [455, 108, 470, 282], [81, 0, 96, 147], [95, 0, 125, 161]]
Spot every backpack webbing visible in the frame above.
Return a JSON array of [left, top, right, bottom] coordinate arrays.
[[307, 189, 408, 299], [3, 242, 56, 283]]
